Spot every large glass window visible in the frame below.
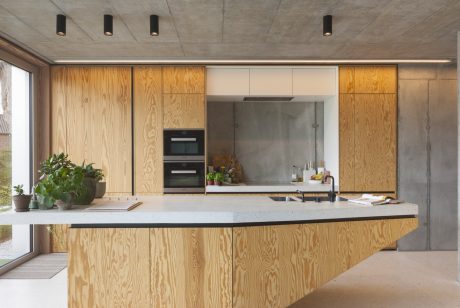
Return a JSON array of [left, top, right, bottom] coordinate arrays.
[[0, 60, 32, 267]]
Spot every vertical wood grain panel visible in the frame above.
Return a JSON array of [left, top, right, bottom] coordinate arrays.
[[232, 218, 417, 308], [64, 67, 132, 193], [133, 67, 163, 194], [68, 228, 151, 308], [49, 224, 69, 252], [339, 94, 355, 191], [50, 66, 67, 154], [163, 94, 205, 129], [163, 66, 205, 94], [354, 94, 397, 191], [339, 66, 354, 93], [354, 66, 397, 94], [150, 227, 232, 308]]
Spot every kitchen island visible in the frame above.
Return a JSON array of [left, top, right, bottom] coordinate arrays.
[[0, 196, 418, 308]]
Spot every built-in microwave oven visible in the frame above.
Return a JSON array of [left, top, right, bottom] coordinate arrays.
[[163, 161, 205, 193], [164, 129, 205, 161]]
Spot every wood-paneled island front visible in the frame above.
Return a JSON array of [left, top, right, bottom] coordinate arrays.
[[0, 196, 418, 308]]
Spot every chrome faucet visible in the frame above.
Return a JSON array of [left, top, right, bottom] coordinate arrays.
[[324, 175, 336, 202]]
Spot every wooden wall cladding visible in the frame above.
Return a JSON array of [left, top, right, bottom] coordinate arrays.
[[163, 94, 206, 129], [51, 66, 67, 154], [68, 228, 151, 308], [51, 66, 132, 194], [163, 67, 205, 94], [133, 67, 163, 194], [232, 218, 417, 307], [150, 228, 232, 308], [339, 65, 397, 193]]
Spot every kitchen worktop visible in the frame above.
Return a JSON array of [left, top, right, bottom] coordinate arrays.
[[0, 195, 417, 225], [205, 182, 338, 193]]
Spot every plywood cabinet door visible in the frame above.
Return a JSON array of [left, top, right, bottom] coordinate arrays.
[[163, 67, 205, 94], [163, 94, 205, 129], [354, 94, 397, 191], [339, 65, 397, 193], [133, 67, 163, 194], [51, 66, 132, 194]]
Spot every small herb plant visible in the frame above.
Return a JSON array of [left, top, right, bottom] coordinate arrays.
[[214, 172, 225, 183], [206, 172, 216, 181], [13, 185, 24, 196]]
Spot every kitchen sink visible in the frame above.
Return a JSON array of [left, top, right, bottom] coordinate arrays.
[[269, 196, 297, 202]]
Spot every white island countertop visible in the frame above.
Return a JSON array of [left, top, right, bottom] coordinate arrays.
[[0, 195, 418, 225], [206, 182, 337, 193]]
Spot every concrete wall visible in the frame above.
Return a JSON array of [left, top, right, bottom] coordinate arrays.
[[398, 63, 458, 251], [207, 101, 324, 184]]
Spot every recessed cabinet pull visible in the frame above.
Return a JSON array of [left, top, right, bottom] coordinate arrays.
[[171, 170, 197, 174], [171, 137, 196, 142]]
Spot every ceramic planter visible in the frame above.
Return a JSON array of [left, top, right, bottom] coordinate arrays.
[[13, 195, 32, 212], [56, 193, 74, 211], [207, 180, 214, 186], [95, 182, 106, 198], [37, 195, 55, 210], [74, 177, 97, 205]]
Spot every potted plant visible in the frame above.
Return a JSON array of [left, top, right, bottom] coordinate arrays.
[[93, 168, 106, 198], [214, 172, 225, 186], [36, 154, 86, 211], [12, 184, 32, 212], [206, 172, 215, 186], [74, 163, 104, 205]]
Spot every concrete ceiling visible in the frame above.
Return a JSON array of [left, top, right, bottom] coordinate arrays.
[[0, 0, 459, 63]]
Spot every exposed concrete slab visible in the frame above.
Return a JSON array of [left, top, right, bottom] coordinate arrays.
[[0, 0, 459, 61], [429, 80, 458, 250], [397, 79, 429, 250]]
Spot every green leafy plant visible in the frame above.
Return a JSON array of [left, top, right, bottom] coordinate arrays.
[[36, 153, 86, 205], [81, 162, 104, 181], [214, 172, 225, 183], [39, 153, 74, 179], [206, 172, 216, 181], [13, 184, 24, 196]]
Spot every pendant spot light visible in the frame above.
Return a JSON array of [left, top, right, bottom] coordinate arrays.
[[150, 15, 159, 36], [323, 15, 332, 36], [104, 14, 113, 36], [56, 14, 66, 36]]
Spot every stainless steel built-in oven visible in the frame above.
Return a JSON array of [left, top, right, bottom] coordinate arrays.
[[163, 161, 205, 193], [164, 129, 205, 161]]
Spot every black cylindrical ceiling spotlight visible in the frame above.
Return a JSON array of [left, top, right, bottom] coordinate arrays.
[[56, 14, 66, 36], [104, 14, 113, 36], [150, 15, 159, 36], [323, 15, 332, 36]]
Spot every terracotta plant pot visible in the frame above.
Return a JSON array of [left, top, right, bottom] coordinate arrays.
[[215, 181, 222, 186], [13, 195, 32, 212], [95, 182, 106, 198], [207, 180, 214, 186]]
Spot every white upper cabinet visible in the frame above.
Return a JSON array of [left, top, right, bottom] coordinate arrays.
[[207, 68, 250, 96], [292, 68, 337, 96], [249, 68, 292, 96], [206, 66, 338, 97]]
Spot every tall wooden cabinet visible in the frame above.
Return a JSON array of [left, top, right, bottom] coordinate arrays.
[[51, 66, 132, 194], [339, 66, 397, 193], [163, 67, 206, 129]]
